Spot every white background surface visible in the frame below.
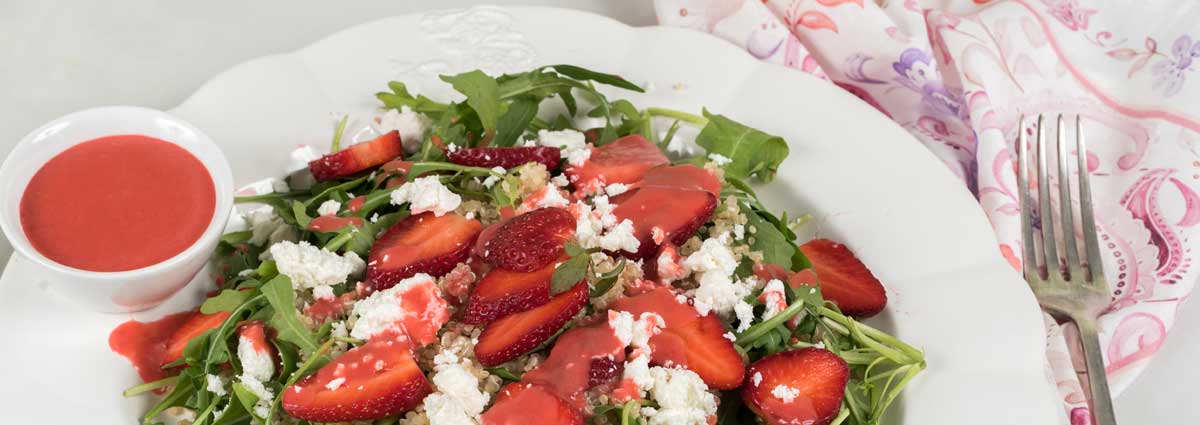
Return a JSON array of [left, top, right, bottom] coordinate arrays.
[[0, 1, 1189, 423]]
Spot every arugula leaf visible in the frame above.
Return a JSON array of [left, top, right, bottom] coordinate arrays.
[[544, 64, 644, 93], [441, 70, 501, 133], [220, 230, 252, 245], [589, 259, 626, 297], [696, 110, 789, 182], [744, 208, 794, 270], [291, 201, 312, 229], [230, 382, 261, 420], [552, 254, 589, 295], [376, 81, 449, 114], [486, 367, 523, 381], [261, 275, 320, 353], [200, 290, 254, 314], [493, 97, 539, 147], [211, 393, 249, 425], [141, 373, 196, 425]]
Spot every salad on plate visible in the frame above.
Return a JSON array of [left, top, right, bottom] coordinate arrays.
[[113, 65, 925, 425]]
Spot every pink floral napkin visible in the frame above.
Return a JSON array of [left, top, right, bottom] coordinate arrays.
[[654, 0, 1200, 421]]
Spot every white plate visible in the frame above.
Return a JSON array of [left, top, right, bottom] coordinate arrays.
[[0, 6, 1059, 424]]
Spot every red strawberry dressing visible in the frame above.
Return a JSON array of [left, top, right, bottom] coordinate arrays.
[[107, 310, 200, 384], [20, 134, 215, 272]]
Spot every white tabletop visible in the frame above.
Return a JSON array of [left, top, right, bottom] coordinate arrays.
[[0, 0, 1186, 423]]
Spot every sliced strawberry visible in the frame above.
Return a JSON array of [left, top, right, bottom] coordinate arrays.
[[742, 348, 850, 425], [640, 164, 721, 196], [482, 383, 583, 425], [309, 131, 403, 182], [565, 134, 668, 189], [462, 259, 557, 324], [475, 282, 588, 367], [282, 337, 430, 422], [523, 322, 627, 407], [610, 288, 745, 389], [798, 239, 887, 317], [366, 212, 482, 291], [447, 146, 561, 171], [163, 311, 231, 365], [612, 187, 716, 258], [483, 207, 575, 272]]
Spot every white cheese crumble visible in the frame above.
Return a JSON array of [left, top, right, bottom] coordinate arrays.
[[752, 372, 763, 386], [684, 237, 751, 316], [317, 200, 341, 216], [537, 129, 591, 166], [734, 300, 755, 332], [483, 166, 506, 188], [604, 183, 629, 196], [733, 224, 745, 240], [375, 106, 432, 152], [707, 153, 732, 166], [349, 274, 438, 341], [243, 206, 299, 246], [446, 142, 459, 153], [550, 174, 570, 187], [640, 367, 718, 425], [599, 219, 640, 253], [272, 178, 291, 193], [391, 175, 463, 216], [536, 183, 570, 209], [422, 351, 490, 425], [206, 374, 227, 396], [269, 241, 365, 300], [772, 385, 801, 403], [237, 336, 275, 382], [760, 279, 788, 321]]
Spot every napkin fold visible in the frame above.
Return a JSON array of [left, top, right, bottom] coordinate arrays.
[[654, 0, 1200, 421]]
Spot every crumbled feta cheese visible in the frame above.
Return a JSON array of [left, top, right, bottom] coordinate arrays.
[[269, 241, 363, 299], [707, 153, 732, 166], [375, 107, 432, 152], [482, 166, 506, 188], [446, 142, 459, 153], [239, 376, 274, 419], [349, 274, 448, 344], [243, 206, 299, 246], [325, 377, 347, 391], [536, 183, 569, 209], [608, 311, 636, 346], [423, 350, 490, 425], [537, 129, 591, 166], [684, 238, 750, 316], [317, 200, 341, 216], [391, 175, 462, 216], [272, 178, 291, 193], [656, 244, 689, 284], [206, 374, 227, 396], [550, 174, 570, 187], [723, 332, 736, 342], [759, 279, 788, 321], [238, 336, 275, 382], [592, 196, 618, 228], [640, 367, 718, 425], [733, 224, 745, 240], [772, 385, 801, 403], [605, 183, 629, 196], [752, 372, 763, 386], [566, 146, 592, 166], [598, 219, 640, 253], [370, 213, 381, 223], [734, 301, 755, 332]]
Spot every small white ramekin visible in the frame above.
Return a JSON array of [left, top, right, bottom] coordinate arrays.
[[0, 106, 233, 313]]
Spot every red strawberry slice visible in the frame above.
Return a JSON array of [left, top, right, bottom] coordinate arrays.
[[523, 322, 628, 406], [462, 259, 557, 324], [367, 212, 482, 291], [798, 239, 887, 317], [610, 287, 745, 389], [163, 311, 231, 365], [640, 164, 722, 196], [482, 383, 583, 425], [483, 207, 575, 272], [309, 131, 403, 182], [282, 337, 431, 422], [447, 146, 561, 171], [475, 281, 588, 367], [612, 187, 716, 259], [741, 348, 850, 425], [565, 134, 668, 189]]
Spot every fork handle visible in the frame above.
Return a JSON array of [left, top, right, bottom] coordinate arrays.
[[1076, 318, 1118, 425]]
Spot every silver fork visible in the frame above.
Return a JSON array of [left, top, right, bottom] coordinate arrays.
[[1017, 115, 1117, 425]]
